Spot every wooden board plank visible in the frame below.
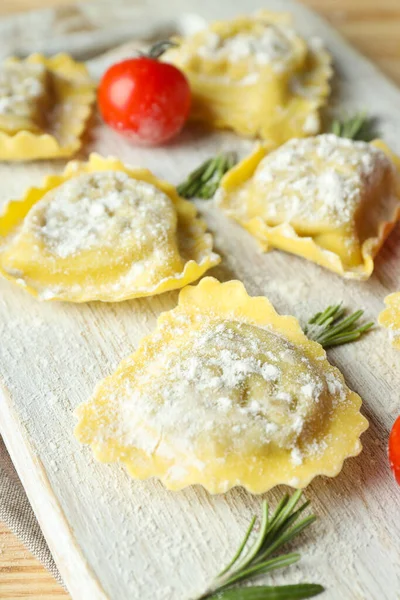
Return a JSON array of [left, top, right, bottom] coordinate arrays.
[[0, 0, 82, 17], [1, 1, 400, 599], [0, 525, 66, 600]]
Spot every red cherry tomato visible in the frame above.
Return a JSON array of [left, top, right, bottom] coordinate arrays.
[[389, 415, 400, 484], [98, 57, 191, 145]]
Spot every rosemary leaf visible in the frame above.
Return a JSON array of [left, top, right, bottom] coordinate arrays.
[[220, 554, 301, 588], [218, 516, 257, 577], [196, 492, 323, 600], [207, 583, 324, 599], [259, 515, 317, 563], [330, 112, 378, 142], [232, 501, 269, 572], [177, 152, 237, 199], [304, 304, 373, 348]]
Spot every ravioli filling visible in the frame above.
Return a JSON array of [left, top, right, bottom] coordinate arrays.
[[0, 171, 184, 297], [0, 61, 51, 134]]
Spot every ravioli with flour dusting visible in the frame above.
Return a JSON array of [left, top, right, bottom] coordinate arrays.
[[218, 135, 400, 279], [75, 277, 368, 494], [0, 54, 95, 160], [379, 293, 400, 349], [163, 11, 331, 143], [0, 154, 220, 302], [0, 60, 50, 134]]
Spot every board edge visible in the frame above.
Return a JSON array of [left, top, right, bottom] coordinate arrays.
[[0, 382, 108, 600]]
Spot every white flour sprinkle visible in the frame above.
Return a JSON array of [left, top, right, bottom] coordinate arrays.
[[30, 171, 177, 259], [302, 112, 319, 134], [0, 61, 47, 118], [290, 447, 303, 466], [252, 134, 394, 227], [94, 317, 347, 465], [197, 24, 297, 73], [388, 328, 400, 343]]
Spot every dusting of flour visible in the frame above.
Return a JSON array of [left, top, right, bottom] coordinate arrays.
[[33, 171, 176, 259], [251, 134, 394, 226], [88, 316, 347, 473], [0, 61, 47, 119], [197, 23, 297, 73]]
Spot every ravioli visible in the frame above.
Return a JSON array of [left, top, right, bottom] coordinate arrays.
[[0, 154, 220, 302], [0, 54, 95, 160], [163, 11, 332, 143], [0, 60, 50, 134], [218, 135, 400, 279], [379, 293, 400, 349], [75, 277, 368, 494]]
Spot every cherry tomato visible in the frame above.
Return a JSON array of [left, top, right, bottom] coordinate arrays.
[[98, 56, 191, 145], [389, 415, 400, 484]]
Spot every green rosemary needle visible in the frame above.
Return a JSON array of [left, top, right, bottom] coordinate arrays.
[[196, 491, 323, 600], [330, 112, 378, 142], [206, 585, 325, 599], [304, 304, 374, 348], [177, 152, 237, 199]]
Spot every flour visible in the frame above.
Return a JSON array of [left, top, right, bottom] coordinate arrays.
[[197, 23, 297, 73], [30, 171, 176, 259], [388, 328, 400, 343], [252, 134, 394, 227], [0, 61, 47, 119], [86, 316, 348, 469], [302, 112, 319, 134]]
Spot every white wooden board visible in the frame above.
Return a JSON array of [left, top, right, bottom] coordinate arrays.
[[1, 1, 400, 599]]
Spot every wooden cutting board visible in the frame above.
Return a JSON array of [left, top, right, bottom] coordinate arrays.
[[1, 1, 400, 599]]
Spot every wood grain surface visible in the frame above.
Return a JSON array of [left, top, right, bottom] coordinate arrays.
[[0, 1, 400, 599]]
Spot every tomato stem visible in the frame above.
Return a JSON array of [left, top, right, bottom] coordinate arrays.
[[145, 40, 178, 60]]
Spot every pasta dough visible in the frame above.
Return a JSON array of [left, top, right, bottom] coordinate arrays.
[[379, 293, 400, 349], [0, 61, 50, 134], [0, 154, 220, 302], [163, 11, 332, 143], [218, 135, 400, 279], [75, 277, 368, 494], [0, 54, 95, 160]]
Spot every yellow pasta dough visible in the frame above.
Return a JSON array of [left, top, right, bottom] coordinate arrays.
[[218, 135, 400, 279], [379, 293, 400, 349], [0, 54, 95, 160], [75, 277, 368, 494], [163, 11, 331, 143], [0, 154, 220, 302], [0, 60, 50, 134]]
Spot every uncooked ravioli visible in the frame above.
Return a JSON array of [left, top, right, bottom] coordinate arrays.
[[0, 154, 220, 301], [75, 277, 368, 494]]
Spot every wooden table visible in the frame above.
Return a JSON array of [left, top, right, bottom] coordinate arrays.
[[0, 1, 399, 598]]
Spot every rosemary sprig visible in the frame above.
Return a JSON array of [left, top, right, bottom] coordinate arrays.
[[330, 112, 378, 142], [177, 152, 237, 199], [205, 585, 324, 599], [196, 491, 323, 600], [304, 304, 374, 348]]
